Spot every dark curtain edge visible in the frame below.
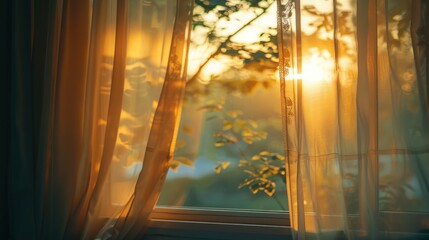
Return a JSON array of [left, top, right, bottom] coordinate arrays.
[[0, 0, 11, 237], [3, 0, 53, 238]]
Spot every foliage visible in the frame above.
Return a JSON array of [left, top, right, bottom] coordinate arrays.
[[198, 98, 267, 153], [187, 0, 278, 88], [341, 169, 425, 213], [198, 99, 286, 209], [238, 151, 285, 197], [169, 0, 286, 209]]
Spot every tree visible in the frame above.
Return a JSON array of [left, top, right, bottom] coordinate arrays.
[[187, 0, 279, 89]]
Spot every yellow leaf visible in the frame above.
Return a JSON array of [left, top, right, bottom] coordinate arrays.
[[221, 161, 230, 169], [270, 166, 280, 174], [214, 161, 229, 173], [238, 178, 254, 189], [227, 111, 242, 118], [260, 151, 272, 156], [224, 133, 238, 143], [241, 130, 253, 137], [243, 137, 253, 144], [222, 120, 232, 130], [275, 154, 285, 160], [251, 155, 261, 161], [170, 161, 180, 172], [175, 157, 194, 167], [244, 170, 257, 177], [239, 160, 249, 167], [214, 141, 225, 147], [259, 166, 270, 173], [264, 182, 276, 197], [248, 120, 258, 128], [264, 188, 276, 197], [214, 165, 222, 174]]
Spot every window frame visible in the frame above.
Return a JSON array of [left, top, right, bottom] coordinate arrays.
[[145, 207, 292, 239]]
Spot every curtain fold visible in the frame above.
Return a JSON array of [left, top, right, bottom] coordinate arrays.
[[7, 0, 36, 239], [109, 2, 193, 239], [278, 0, 429, 239], [5, 0, 193, 239]]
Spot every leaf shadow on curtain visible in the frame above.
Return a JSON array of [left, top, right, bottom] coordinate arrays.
[[277, 0, 429, 239], [4, 0, 193, 239]]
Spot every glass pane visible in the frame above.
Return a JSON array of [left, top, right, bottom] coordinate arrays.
[[157, 0, 288, 211]]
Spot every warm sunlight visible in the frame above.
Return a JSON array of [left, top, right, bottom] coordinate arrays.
[[286, 48, 335, 84]]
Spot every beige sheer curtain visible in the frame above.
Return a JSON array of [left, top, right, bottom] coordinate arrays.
[[277, 0, 429, 239], [6, 0, 192, 239]]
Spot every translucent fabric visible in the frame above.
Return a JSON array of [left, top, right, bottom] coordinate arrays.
[[6, 0, 193, 239], [277, 0, 429, 239]]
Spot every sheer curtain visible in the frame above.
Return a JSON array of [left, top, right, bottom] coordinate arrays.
[[277, 0, 429, 239], [5, 0, 193, 239]]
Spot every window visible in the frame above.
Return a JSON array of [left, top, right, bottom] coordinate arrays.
[[148, 0, 292, 238], [150, 0, 429, 239], [157, 0, 288, 211]]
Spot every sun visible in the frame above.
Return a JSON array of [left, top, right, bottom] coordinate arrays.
[[286, 48, 335, 85]]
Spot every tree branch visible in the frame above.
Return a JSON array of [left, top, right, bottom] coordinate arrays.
[[186, 2, 275, 86]]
